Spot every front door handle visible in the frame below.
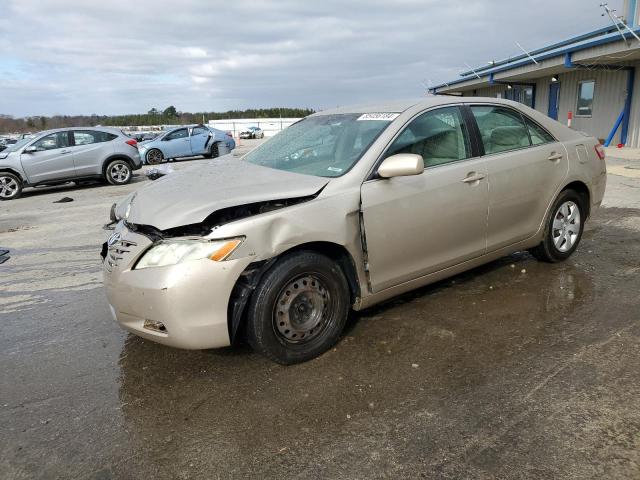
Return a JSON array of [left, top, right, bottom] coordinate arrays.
[[462, 172, 486, 184], [548, 152, 563, 162], [60, 150, 71, 154]]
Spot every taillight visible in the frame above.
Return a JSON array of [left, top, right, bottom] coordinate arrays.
[[225, 131, 233, 137], [594, 144, 605, 160], [126, 139, 138, 148]]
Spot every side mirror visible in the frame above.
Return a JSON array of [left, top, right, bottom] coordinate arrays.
[[23, 145, 38, 153], [378, 153, 424, 178]]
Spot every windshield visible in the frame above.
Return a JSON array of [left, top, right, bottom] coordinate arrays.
[[4, 137, 33, 153], [151, 130, 167, 141], [243, 113, 394, 177]]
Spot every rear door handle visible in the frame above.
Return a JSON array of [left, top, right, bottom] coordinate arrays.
[[462, 172, 486, 184], [548, 152, 563, 161], [60, 150, 71, 154]]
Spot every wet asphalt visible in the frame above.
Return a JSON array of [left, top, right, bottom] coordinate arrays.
[[1, 148, 639, 479]]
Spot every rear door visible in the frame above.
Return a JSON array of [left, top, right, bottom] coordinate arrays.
[[20, 131, 74, 183], [70, 130, 117, 176], [468, 104, 568, 250], [162, 128, 191, 158], [189, 126, 210, 155], [360, 105, 489, 293]]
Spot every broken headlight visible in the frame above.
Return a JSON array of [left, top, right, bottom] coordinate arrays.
[[134, 237, 243, 270]]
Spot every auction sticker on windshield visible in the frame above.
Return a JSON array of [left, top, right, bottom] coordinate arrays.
[[357, 113, 400, 121]]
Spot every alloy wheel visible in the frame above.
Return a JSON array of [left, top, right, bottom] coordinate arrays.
[[110, 164, 130, 184], [146, 149, 163, 164], [552, 201, 581, 252], [0, 175, 19, 199]]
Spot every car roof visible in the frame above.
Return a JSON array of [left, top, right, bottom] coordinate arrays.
[[313, 96, 523, 116], [32, 126, 124, 136]]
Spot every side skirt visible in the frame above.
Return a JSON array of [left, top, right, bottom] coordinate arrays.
[[354, 236, 540, 311]]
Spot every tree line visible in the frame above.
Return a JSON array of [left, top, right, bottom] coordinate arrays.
[[0, 106, 315, 134]]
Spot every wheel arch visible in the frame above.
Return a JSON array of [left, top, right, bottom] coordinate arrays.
[[561, 180, 591, 218], [227, 241, 361, 344], [0, 167, 26, 183]]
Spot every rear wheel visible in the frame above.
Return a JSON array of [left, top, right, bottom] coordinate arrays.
[[529, 189, 585, 262], [209, 142, 219, 158], [146, 149, 164, 165], [246, 251, 350, 364], [0, 172, 22, 200], [105, 160, 132, 185]]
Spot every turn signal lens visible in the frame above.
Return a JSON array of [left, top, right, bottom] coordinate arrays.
[[209, 239, 243, 261]]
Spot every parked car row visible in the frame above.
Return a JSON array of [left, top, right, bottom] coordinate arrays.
[[0, 123, 238, 200], [103, 97, 606, 364]]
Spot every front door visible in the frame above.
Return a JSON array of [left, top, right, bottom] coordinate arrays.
[[189, 126, 210, 155], [20, 131, 75, 183], [548, 82, 560, 120], [360, 106, 489, 293], [162, 128, 191, 158]]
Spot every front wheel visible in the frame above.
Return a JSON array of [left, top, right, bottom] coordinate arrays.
[[105, 160, 132, 185], [0, 172, 22, 200], [146, 149, 164, 165], [246, 251, 350, 364], [529, 189, 585, 262]]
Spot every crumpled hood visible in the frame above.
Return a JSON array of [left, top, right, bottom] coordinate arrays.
[[124, 157, 329, 231]]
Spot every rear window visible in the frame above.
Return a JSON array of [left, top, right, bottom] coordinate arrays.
[[471, 105, 531, 154], [73, 130, 117, 145], [524, 117, 555, 145]]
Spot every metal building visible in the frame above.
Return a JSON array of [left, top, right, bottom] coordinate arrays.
[[430, 1, 640, 148]]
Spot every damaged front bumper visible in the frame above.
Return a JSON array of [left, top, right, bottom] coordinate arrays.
[[102, 224, 253, 349]]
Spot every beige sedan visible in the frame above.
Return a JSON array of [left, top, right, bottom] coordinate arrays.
[[103, 97, 606, 364]]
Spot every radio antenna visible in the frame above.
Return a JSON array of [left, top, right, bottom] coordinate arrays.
[[463, 62, 482, 80], [601, 3, 640, 44], [515, 41, 539, 65]]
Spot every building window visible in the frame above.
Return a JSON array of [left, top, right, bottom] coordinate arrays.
[[505, 85, 534, 108], [576, 80, 595, 117]]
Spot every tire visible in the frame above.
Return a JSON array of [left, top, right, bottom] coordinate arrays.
[[105, 160, 132, 185], [529, 189, 585, 262], [246, 251, 350, 365], [146, 149, 164, 165], [0, 172, 22, 200], [209, 142, 219, 159]]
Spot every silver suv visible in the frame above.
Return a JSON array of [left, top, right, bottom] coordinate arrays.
[[0, 127, 142, 200]]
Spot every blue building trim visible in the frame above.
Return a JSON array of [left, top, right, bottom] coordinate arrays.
[[459, 25, 619, 78], [621, 68, 635, 144], [564, 52, 574, 68], [629, 0, 638, 27], [430, 26, 640, 93]]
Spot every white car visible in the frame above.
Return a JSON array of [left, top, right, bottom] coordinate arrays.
[[239, 126, 264, 139]]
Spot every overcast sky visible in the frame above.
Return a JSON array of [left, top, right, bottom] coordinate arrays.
[[0, 0, 624, 117]]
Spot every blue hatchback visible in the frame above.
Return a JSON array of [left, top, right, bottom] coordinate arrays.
[[138, 124, 235, 164]]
